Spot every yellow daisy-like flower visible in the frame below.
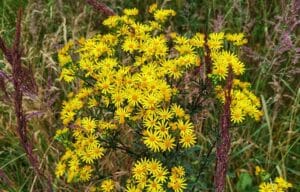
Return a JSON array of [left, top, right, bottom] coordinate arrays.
[[123, 8, 139, 16], [143, 130, 162, 152], [115, 107, 131, 124], [171, 166, 186, 178], [168, 177, 187, 192], [189, 33, 205, 48], [146, 179, 163, 192], [154, 9, 176, 23], [171, 104, 186, 118], [132, 158, 149, 180], [122, 38, 139, 53], [81, 117, 97, 133], [101, 179, 115, 192], [160, 134, 175, 152], [225, 33, 248, 46], [59, 68, 75, 82], [79, 165, 93, 181], [231, 108, 245, 124], [55, 162, 66, 178], [103, 15, 120, 28], [255, 166, 265, 176], [148, 3, 158, 13], [275, 177, 292, 189], [179, 131, 197, 148], [208, 32, 224, 50], [259, 182, 279, 192]]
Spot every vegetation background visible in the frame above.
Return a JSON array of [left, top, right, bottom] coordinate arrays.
[[0, 0, 299, 191]]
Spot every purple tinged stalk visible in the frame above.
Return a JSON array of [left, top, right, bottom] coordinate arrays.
[[0, 9, 52, 191], [86, 0, 115, 16], [214, 67, 233, 192]]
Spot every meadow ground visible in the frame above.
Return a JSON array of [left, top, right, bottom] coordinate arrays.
[[0, 0, 299, 191]]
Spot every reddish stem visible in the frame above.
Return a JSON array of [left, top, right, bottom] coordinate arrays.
[[214, 67, 233, 192], [86, 0, 115, 16], [0, 9, 52, 191]]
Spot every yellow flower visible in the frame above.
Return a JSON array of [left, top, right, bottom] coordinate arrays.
[[143, 130, 162, 152], [81, 117, 97, 133], [126, 88, 142, 106], [96, 78, 112, 94], [132, 158, 149, 180], [142, 36, 168, 58], [67, 169, 77, 183], [123, 8, 139, 16], [175, 44, 195, 55], [179, 131, 197, 148], [143, 115, 158, 129], [168, 177, 187, 192], [69, 155, 80, 168], [226, 33, 248, 46], [153, 167, 168, 183], [111, 91, 125, 107], [147, 158, 162, 175], [171, 166, 185, 178], [103, 15, 120, 28], [255, 166, 265, 176], [58, 53, 72, 67], [190, 33, 205, 47], [101, 179, 115, 192], [55, 162, 66, 178], [115, 107, 131, 124], [141, 94, 160, 110], [146, 179, 163, 192], [154, 120, 170, 137], [59, 68, 75, 82], [208, 32, 224, 49], [259, 182, 279, 192], [122, 38, 139, 53], [80, 150, 95, 164], [154, 9, 176, 23], [171, 104, 185, 118], [79, 165, 93, 181], [148, 3, 158, 13], [176, 119, 194, 133], [126, 184, 141, 192], [275, 177, 292, 189], [231, 108, 245, 124], [88, 97, 98, 108], [174, 35, 189, 45]]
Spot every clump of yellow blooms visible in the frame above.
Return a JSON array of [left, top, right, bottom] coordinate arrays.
[[215, 79, 262, 123], [208, 32, 262, 123], [255, 166, 292, 192], [126, 158, 187, 192], [100, 179, 116, 192], [56, 4, 198, 185], [55, 3, 262, 190]]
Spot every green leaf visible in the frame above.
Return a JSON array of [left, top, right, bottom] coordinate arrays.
[[236, 172, 253, 192]]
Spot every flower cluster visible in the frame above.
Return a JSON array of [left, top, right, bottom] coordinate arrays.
[[56, 5, 200, 184], [100, 179, 115, 192], [215, 79, 262, 123], [126, 158, 186, 192], [208, 32, 262, 124], [255, 166, 292, 192], [55, 3, 262, 189]]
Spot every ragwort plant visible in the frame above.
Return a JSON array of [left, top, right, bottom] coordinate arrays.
[[255, 166, 292, 192], [55, 4, 262, 191]]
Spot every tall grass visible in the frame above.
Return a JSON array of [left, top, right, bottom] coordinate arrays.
[[0, 0, 299, 191]]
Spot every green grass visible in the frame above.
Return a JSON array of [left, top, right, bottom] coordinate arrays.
[[0, 0, 299, 191]]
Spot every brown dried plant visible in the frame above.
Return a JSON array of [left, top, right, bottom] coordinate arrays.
[[0, 8, 52, 191]]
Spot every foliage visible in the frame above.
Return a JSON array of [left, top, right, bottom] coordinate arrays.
[[0, 0, 299, 191], [56, 5, 261, 191]]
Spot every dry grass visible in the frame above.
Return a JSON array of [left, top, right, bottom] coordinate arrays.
[[0, 0, 299, 191]]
